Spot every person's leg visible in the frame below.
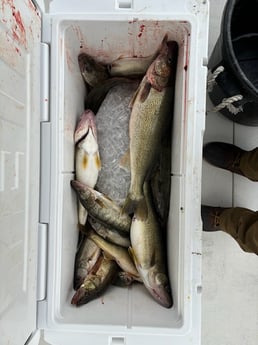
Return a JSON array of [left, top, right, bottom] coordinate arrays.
[[203, 142, 258, 181], [219, 207, 258, 254], [202, 206, 258, 254], [239, 148, 258, 181]]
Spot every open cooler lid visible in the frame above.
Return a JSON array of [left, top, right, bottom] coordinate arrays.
[[0, 0, 41, 344]]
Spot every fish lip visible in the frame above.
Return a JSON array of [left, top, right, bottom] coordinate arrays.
[[139, 268, 173, 308], [74, 109, 97, 144], [150, 286, 173, 308], [71, 179, 87, 191]]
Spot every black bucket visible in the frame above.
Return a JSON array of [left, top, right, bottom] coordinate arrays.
[[208, 0, 258, 126]]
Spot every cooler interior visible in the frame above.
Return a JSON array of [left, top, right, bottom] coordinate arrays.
[[46, 17, 192, 332]]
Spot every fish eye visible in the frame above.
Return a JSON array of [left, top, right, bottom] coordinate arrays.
[[85, 63, 93, 73], [167, 57, 172, 64]]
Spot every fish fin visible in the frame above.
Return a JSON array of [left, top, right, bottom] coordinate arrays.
[[119, 149, 130, 170], [122, 194, 148, 221], [78, 202, 88, 226], [134, 197, 148, 221], [128, 247, 138, 266], [129, 82, 142, 108], [102, 251, 114, 261], [129, 76, 151, 107], [78, 223, 86, 234], [95, 198, 107, 208], [139, 80, 152, 103]]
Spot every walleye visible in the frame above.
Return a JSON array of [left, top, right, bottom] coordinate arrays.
[[75, 110, 101, 226], [123, 38, 178, 220], [89, 217, 130, 248], [71, 253, 118, 306], [88, 230, 140, 281], [108, 55, 155, 77], [70, 180, 131, 233], [130, 182, 172, 308], [73, 235, 101, 290], [107, 36, 167, 77], [78, 52, 109, 88]]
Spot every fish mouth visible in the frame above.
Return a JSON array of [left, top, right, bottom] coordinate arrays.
[[140, 268, 173, 308], [150, 286, 173, 308], [74, 109, 97, 144], [71, 179, 87, 192], [71, 285, 93, 306]]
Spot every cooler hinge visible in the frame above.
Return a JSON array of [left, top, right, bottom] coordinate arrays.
[[37, 223, 48, 301]]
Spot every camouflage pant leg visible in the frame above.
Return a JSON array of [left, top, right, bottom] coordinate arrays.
[[220, 207, 258, 255], [239, 147, 258, 181]]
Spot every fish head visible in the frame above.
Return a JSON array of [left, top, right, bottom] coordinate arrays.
[[78, 53, 95, 72], [142, 266, 173, 308], [78, 53, 108, 87], [74, 109, 97, 144], [71, 281, 97, 306], [78, 53, 96, 86], [73, 272, 86, 291], [70, 180, 89, 201], [147, 39, 178, 91]]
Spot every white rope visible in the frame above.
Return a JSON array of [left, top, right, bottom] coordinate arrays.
[[207, 65, 225, 92], [212, 94, 243, 115], [207, 65, 244, 115]]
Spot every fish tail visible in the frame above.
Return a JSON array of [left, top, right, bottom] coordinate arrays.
[[78, 202, 88, 226], [122, 193, 148, 221]]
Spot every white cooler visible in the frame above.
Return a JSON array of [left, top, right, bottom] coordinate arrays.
[[0, 1, 209, 344]]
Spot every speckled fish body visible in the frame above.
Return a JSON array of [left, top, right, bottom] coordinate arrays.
[[73, 235, 101, 290], [70, 180, 131, 233], [123, 39, 178, 220], [89, 217, 130, 248]]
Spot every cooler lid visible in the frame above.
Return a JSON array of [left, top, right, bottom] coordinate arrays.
[[0, 0, 41, 344]]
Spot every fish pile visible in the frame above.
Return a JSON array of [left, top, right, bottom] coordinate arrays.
[[70, 34, 178, 308]]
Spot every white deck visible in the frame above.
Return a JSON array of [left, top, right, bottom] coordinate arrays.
[[40, 0, 258, 344]]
